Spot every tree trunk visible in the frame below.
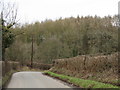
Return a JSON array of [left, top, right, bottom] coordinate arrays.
[[2, 47, 5, 61], [1, 11, 5, 61]]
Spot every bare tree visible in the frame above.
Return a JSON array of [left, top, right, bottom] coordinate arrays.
[[0, 2, 18, 61]]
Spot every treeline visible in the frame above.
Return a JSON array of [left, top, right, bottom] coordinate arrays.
[[5, 15, 118, 64]]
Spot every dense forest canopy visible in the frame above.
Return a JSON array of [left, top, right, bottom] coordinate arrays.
[[5, 15, 118, 64]]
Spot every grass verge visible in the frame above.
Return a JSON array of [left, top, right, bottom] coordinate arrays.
[[44, 71, 120, 88], [2, 70, 17, 87]]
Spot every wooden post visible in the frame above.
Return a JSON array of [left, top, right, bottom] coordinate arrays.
[[31, 35, 34, 68]]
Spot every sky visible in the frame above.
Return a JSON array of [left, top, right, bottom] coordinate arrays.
[[2, 0, 120, 24]]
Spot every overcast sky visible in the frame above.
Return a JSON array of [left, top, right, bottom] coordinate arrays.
[[2, 0, 120, 24]]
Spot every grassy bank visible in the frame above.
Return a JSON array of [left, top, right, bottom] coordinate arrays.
[[2, 70, 17, 87], [44, 71, 119, 88]]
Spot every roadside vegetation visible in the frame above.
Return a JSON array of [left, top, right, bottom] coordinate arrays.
[[2, 70, 16, 87], [50, 53, 118, 86], [44, 71, 119, 88]]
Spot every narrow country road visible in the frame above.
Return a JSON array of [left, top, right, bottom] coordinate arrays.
[[6, 71, 71, 88]]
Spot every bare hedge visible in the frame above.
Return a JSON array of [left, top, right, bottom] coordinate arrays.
[[51, 52, 119, 84], [27, 62, 52, 70]]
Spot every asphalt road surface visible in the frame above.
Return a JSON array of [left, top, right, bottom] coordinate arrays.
[[6, 71, 72, 88]]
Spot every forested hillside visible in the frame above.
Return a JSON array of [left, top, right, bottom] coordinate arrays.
[[5, 15, 118, 64]]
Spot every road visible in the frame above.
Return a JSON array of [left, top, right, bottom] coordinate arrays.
[[6, 71, 71, 88]]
